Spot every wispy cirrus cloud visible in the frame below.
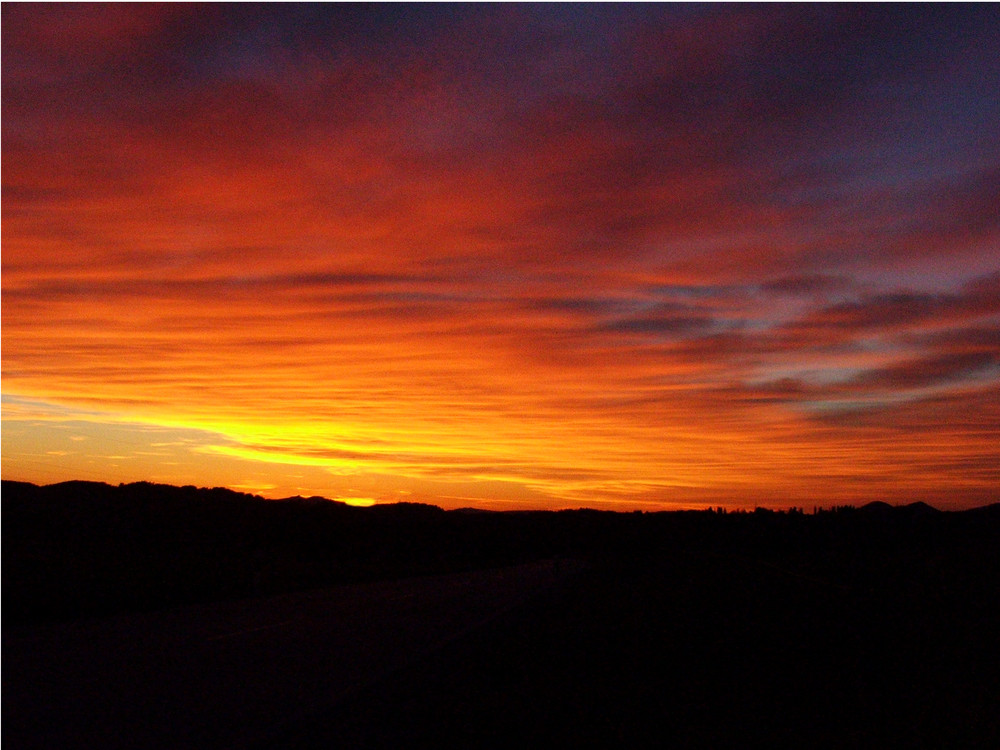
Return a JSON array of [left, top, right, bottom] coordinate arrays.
[[3, 5, 998, 508]]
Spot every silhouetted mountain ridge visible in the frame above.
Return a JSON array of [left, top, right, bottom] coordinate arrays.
[[3, 479, 998, 629], [859, 499, 943, 514]]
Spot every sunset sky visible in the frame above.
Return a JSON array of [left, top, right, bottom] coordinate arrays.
[[3, 4, 998, 510]]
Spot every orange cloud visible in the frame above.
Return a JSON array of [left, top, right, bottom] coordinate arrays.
[[3, 5, 998, 509]]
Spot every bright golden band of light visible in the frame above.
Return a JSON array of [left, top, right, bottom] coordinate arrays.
[[3, 5, 999, 509]]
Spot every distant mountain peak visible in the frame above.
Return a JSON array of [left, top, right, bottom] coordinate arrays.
[[859, 500, 894, 512], [902, 500, 941, 513]]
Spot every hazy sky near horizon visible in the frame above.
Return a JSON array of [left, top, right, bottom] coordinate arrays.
[[3, 4, 999, 509]]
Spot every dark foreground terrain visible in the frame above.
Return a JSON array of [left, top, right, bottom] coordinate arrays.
[[4, 480, 1000, 748]]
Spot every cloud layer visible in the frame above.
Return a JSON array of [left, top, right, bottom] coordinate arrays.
[[3, 5, 998, 508]]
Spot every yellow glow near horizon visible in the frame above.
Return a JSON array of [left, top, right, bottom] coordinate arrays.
[[3, 5, 999, 510], [339, 497, 377, 507]]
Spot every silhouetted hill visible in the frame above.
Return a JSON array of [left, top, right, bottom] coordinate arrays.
[[2, 480, 562, 626], [902, 499, 942, 514], [859, 499, 894, 513], [4, 480, 999, 629], [962, 501, 1000, 518], [5, 481, 1000, 747]]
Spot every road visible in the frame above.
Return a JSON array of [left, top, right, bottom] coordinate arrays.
[[3, 560, 584, 750]]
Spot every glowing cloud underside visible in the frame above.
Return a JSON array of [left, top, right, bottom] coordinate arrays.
[[2, 5, 998, 509]]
